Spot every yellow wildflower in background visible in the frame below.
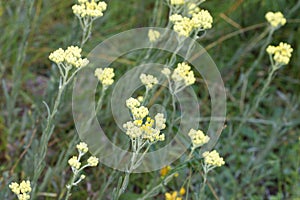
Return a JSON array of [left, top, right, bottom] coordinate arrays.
[[265, 11, 286, 28], [202, 150, 225, 167], [165, 191, 183, 200], [160, 165, 171, 177], [94, 68, 115, 87], [266, 42, 293, 65], [148, 29, 160, 42], [179, 187, 186, 196]]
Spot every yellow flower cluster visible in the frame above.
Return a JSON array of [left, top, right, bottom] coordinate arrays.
[[68, 156, 81, 169], [188, 129, 210, 148], [68, 142, 99, 170], [160, 165, 171, 177], [87, 156, 99, 166], [171, 62, 196, 86], [76, 142, 89, 153], [265, 11, 286, 28], [202, 150, 225, 167], [94, 68, 115, 87], [9, 180, 31, 200], [170, 0, 185, 5], [266, 42, 293, 65], [140, 73, 158, 89], [72, 0, 107, 18], [192, 10, 213, 29], [165, 188, 185, 200], [148, 29, 160, 42], [187, 3, 200, 15], [49, 46, 89, 68], [126, 97, 141, 110], [124, 99, 166, 142], [169, 9, 213, 37]]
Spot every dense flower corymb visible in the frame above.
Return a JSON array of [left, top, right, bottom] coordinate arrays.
[[148, 29, 160, 42], [87, 156, 99, 166], [68, 156, 81, 169], [171, 62, 196, 86], [9, 180, 31, 200], [265, 11, 286, 28], [192, 10, 213, 29], [266, 42, 293, 65], [170, 0, 185, 5], [188, 129, 210, 148], [72, 0, 107, 18], [140, 73, 158, 89], [76, 142, 89, 153], [94, 68, 115, 87], [49, 46, 89, 68], [202, 150, 225, 167]]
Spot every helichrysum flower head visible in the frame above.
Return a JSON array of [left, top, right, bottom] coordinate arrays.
[[161, 68, 171, 77], [202, 150, 225, 167], [266, 42, 293, 65], [148, 29, 160, 42], [9, 180, 31, 200], [131, 106, 149, 120], [192, 10, 213, 29], [140, 73, 158, 89], [171, 62, 196, 86], [126, 97, 141, 110], [124, 103, 166, 142], [18, 194, 30, 200], [188, 129, 210, 148], [94, 68, 115, 87], [68, 156, 81, 169], [173, 17, 194, 37], [87, 156, 99, 166], [155, 113, 166, 130], [170, 0, 185, 5], [169, 14, 183, 23], [9, 182, 20, 195], [187, 3, 200, 15], [49, 46, 89, 68], [72, 0, 107, 18], [76, 142, 89, 153], [19, 181, 31, 194], [265, 11, 286, 28]]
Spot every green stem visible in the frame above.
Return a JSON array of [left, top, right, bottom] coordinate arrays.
[[96, 87, 107, 114]]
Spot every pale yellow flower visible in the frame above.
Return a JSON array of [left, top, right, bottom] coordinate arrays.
[[9, 182, 20, 195], [140, 73, 158, 89], [72, 0, 107, 18], [266, 42, 293, 65], [192, 9, 213, 29], [188, 129, 210, 148], [265, 11, 286, 28], [68, 156, 81, 169], [172, 62, 196, 86], [94, 68, 115, 87], [148, 29, 160, 42], [76, 142, 89, 153], [126, 97, 141, 110], [170, 0, 185, 5], [202, 150, 225, 167], [87, 156, 99, 166]]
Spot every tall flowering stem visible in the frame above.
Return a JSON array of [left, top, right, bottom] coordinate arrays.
[[32, 46, 89, 196]]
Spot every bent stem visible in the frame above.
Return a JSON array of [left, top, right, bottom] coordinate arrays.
[[96, 87, 107, 114]]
